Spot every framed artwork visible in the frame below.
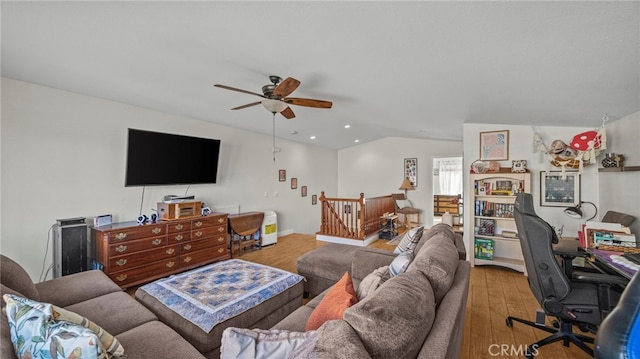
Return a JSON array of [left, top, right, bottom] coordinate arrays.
[[480, 130, 509, 161], [511, 160, 527, 173], [291, 177, 297, 189], [312, 194, 317, 205], [540, 171, 580, 207], [404, 158, 417, 187], [278, 169, 286, 182], [301, 186, 307, 197]]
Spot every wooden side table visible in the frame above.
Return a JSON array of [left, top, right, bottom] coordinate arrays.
[[228, 211, 264, 257]]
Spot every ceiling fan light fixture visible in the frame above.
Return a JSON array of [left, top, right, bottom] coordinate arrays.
[[261, 99, 287, 114]]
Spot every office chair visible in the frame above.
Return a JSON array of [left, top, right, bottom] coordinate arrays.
[[506, 193, 625, 358], [595, 272, 640, 358]]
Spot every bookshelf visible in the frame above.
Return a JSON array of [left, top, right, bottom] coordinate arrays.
[[469, 171, 531, 273]]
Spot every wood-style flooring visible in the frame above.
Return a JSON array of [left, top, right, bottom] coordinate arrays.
[[240, 233, 592, 359]]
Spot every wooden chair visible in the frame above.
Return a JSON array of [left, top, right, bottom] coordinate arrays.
[[392, 193, 422, 229]]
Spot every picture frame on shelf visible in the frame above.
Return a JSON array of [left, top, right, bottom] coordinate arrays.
[[511, 160, 527, 173], [404, 158, 417, 187], [480, 130, 509, 161], [291, 177, 297, 189], [540, 171, 580, 207], [278, 169, 286, 182]]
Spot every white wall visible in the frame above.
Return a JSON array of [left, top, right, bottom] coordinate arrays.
[[598, 112, 640, 235], [338, 137, 463, 227], [1, 78, 338, 280], [462, 123, 602, 252]]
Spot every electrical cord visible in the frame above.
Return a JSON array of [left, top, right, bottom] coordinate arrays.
[[39, 224, 55, 282], [139, 186, 146, 216]]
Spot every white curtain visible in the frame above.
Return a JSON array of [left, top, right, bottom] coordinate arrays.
[[439, 158, 463, 196]]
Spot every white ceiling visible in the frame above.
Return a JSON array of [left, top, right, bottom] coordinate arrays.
[[2, 1, 638, 150]]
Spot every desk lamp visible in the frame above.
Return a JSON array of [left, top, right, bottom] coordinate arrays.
[[564, 201, 598, 222], [399, 179, 415, 196]]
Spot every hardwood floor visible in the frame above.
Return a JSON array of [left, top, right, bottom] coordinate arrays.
[[240, 233, 592, 359]]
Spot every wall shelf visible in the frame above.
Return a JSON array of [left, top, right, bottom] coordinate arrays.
[[598, 166, 640, 172]]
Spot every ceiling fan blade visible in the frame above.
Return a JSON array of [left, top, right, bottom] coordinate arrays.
[[214, 84, 266, 98], [273, 77, 301, 98], [284, 97, 333, 109], [280, 106, 296, 119], [231, 101, 262, 110]]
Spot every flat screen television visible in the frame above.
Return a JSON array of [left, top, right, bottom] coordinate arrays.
[[125, 128, 221, 186]]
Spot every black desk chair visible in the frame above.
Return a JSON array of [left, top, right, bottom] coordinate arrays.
[[595, 272, 640, 357], [506, 193, 625, 358]]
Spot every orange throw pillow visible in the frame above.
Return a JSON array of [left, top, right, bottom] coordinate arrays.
[[305, 272, 358, 331]]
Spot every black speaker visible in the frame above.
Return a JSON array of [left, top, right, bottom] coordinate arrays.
[[53, 217, 91, 277]]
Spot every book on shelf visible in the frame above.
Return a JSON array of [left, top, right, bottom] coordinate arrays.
[[474, 238, 494, 260]]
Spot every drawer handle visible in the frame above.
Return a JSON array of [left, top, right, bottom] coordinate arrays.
[[195, 231, 203, 237], [217, 236, 225, 243], [217, 227, 225, 233], [183, 256, 192, 263], [175, 224, 184, 230], [115, 245, 127, 253], [115, 259, 127, 266], [218, 247, 225, 254], [115, 233, 127, 240], [175, 234, 183, 241], [152, 227, 162, 235], [152, 238, 162, 246], [184, 244, 192, 250], [194, 221, 203, 228], [218, 218, 225, 223], [166, 261, 175, 268], [166, 248, 175, 255], [116, 274, 127, 282]]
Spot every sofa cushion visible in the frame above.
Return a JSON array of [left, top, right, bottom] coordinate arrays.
[[414, 223, 454, 254], [389, 250, 414, 276], [343, 270, 436, 358], [35, 270, 122, 308], [4, 294, 107, 359], [65, 291, 157, 336], [0, 255, 39, 301], [409, 232, 459, 302], [115, 320, 206, 359], [291, 320, 370, 358], [305, 272, 358, 331], [356, 266, 390, 301], [220, 327, 317, 359], [393, 226, 424, 254]]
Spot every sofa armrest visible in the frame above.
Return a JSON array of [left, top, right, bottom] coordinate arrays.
[[36, 270, 122, 307], [351, 248, 396, 281]]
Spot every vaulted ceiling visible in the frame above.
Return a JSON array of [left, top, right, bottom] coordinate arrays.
[[2, 1, 638, 149]]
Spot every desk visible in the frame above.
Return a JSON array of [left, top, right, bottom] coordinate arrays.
[[586, 249, 638, 280]]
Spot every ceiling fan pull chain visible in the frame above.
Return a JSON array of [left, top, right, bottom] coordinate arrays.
[[272, 112, 276, 163]]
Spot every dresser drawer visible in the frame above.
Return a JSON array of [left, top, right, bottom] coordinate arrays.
[[192, 215, 226, 229], [168, 231, 191, 244], [109, 236, 167, 256], [167, 222, 189, 234], [181, 237, 216, 253], [109, 244, 179, 271], [108, 224, 166, 243], [179, 244, 228, 267], [192, 225, 226, 240], [108, 258, 179, 287]]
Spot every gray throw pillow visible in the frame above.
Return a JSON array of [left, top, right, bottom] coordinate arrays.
[[356, 266, 390, 301]]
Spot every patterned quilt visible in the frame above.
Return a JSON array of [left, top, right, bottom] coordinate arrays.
[[139, 259, 304, 332]]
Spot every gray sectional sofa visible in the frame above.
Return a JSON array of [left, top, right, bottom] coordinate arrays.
[[273, 224, 471, 358], [0, 255, 206, 359]]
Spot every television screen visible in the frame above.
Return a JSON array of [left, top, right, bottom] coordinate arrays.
[[125, 129, 221, 186]]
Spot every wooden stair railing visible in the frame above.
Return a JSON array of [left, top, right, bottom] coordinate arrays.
[[318, 192, 395, 240]]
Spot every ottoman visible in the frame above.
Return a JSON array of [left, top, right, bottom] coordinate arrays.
[[135, 260, 304, 359], [296, 243, 360, 297]]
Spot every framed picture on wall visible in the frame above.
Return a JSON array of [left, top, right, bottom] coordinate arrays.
[[279, 169, 286, 182], [301, 186, 307, 197], [312, 194, 317, 205], [291, 177, 297, 189], [540, 171, 580, 207], [480, 130, 509, 161], [404, 158, 417, 187]]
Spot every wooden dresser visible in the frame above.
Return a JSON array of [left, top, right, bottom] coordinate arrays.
[[93, 213, 229, 289]]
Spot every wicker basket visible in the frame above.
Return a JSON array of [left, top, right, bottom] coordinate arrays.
[[591, 243, 640, 254]]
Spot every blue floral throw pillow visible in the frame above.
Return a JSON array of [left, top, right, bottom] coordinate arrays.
[[3, 294, 107, 359]]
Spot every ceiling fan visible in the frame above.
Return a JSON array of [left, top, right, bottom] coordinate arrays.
[[214, 76, 332, 119]]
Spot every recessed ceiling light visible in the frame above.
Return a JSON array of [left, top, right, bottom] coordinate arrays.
[[354, 139, 360, 143], [344, 124, 351, 129], [290, 130, 298, 135], [310, 135, 317, 140]]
